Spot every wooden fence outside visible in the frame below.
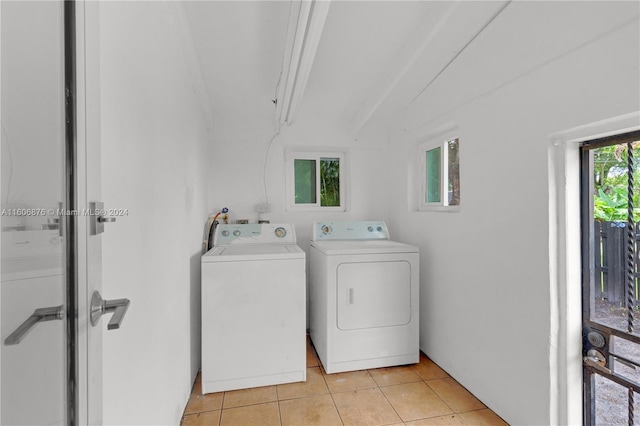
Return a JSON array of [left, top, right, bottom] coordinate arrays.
[[595, 221, 640, 306]]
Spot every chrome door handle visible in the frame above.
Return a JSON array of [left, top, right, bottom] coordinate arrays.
[[90, 201, 116, 235], [4, 305, 64, 346], [90, 291, 130, 330]]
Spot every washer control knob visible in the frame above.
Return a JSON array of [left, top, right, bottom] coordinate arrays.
[[233, 230, 241, 237], [275, 227, 287, 238], [377, 226, 383, 232], [367, 226, 374, 232], [321, 225, 332, 235], [221, 230, 229, 237]]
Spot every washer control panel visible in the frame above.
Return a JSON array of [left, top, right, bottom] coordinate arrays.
[[312, 221, 389, 241], [214, 223, 296, 246]]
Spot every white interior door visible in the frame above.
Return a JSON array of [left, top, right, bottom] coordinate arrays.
[[1, 1, 68, 424], [1, 1, 104, 424]]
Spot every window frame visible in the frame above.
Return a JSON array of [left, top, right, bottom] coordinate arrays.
[[419, 137, 460, 212], [285, 149, 347, 212]]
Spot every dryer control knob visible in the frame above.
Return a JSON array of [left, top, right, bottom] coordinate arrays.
[[367, 226, 373, 232], [233, 230, 241, 237], [275, 227, 287, 238], [221, 230, 229, 237], [322, 225, 332, 235]]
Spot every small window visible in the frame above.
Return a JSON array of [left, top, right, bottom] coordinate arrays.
[[420, 138, 460, 211], [286, 150, 346, 211]]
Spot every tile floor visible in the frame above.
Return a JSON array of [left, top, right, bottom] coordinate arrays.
[[182, 338, 508, 426]]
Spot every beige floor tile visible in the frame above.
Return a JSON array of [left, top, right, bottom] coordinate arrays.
[[411, 355, 450, 381], [191, 372, 203, 395], [182, 353, 505, 426], [222, 385, 277, 409], [184, 391, 224, 415], [405, 414, 466, 425], [307, 339, 320, 368], [324, 369, 377, 393], [458, 409, 509, 426], [277, 367, 329, 400], [332, 387, 402, 426], [369, 365, 422, 387], [280, 394, 343, 426], [182, 410, 221, 426], [219, 401, 280, 426], [191, 380, 202, 397], [381, 381, 453, 422], [426, 378, 485, 413]]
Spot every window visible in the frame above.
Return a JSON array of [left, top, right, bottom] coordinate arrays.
[[286, 150, 346, 211], [420, 138, 460, 211]]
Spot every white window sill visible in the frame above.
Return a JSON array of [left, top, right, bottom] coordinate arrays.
[[418, 205, 461, 213], [286, 205, 346, 212]]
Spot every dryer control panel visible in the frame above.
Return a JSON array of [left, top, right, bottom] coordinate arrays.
[[214, 223, 297, 246], [312, 221, 389, 241]]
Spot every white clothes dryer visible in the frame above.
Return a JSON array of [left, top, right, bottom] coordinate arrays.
[[309, 221, 419, 374], [201, 223, 306, 393]]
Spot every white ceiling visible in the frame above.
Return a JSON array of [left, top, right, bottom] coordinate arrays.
[[182, 0, 507, 135], [183, 1, 290, 130], [181, 1, 638, 137]]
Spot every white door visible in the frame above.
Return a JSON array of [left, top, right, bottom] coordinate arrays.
[[1, 1, 109, 424]]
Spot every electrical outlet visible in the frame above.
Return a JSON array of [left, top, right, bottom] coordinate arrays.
[[254, 203, 271, 213]]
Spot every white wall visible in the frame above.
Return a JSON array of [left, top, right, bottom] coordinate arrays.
[[94, 1, 639, 425], [384, 2, 639, 425], [207, 118, 391, 230], [99, 2, 210, 424], [206, 115, 391, 325]]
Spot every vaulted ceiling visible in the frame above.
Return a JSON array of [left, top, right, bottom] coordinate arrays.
[[182, 1, 509, 136], [181, 1, 637, 138]]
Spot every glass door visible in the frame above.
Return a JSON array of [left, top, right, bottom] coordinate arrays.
[[582, 131, 640, 425], [1, 1, 74, 424]]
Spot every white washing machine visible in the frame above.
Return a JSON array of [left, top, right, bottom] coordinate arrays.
[[201, 223, 306, 393], [309, 221, 419, 374]]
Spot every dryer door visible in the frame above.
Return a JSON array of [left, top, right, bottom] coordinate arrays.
[[336, 260, 411, 330]]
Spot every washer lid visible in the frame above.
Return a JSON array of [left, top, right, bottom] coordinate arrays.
[[202, 244, 304, 262], [310, 240, 418, 255]]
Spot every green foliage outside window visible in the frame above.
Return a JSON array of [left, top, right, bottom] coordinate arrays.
[[320, 158, 340, 207], [293, 157, 341, 207], [448, 139, 460, 206], [593, 144, 640, 222]]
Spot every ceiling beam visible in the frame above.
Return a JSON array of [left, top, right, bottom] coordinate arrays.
[[349, 1, 514, 137], [348, 1, 460, 136]]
